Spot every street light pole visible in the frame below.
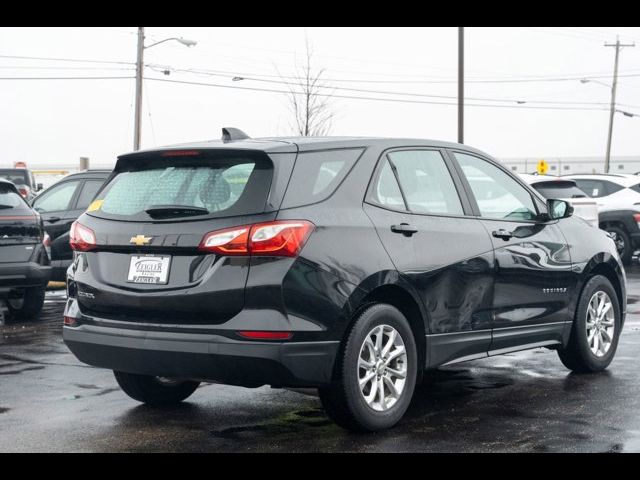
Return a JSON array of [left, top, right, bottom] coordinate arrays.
[[133, 26, 145, 151], [132, 28, 197, 151], [603, 37, 634, 173], [458, 27, 464, 144]]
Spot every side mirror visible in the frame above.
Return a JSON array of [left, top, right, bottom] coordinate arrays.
[[37, 183, 43, 191], [547, 199, 573, 220]]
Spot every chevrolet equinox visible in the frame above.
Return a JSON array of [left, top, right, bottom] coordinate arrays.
[[63, 129, 626, 432]]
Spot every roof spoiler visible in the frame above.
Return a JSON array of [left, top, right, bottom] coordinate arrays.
[[222, 127, 250, 143]]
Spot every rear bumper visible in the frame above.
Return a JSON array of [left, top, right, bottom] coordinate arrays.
[[63, 323, 339, 388], [0, 261, 51, 296]]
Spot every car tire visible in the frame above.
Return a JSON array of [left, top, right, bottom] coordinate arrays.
[[318, 303, 417, 432], [558, 275, 621, 373], [605, 225, 633, 265], [113, 371, 200, 406], [7, 286, 45, 319]]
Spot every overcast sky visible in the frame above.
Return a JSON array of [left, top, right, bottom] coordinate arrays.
[[1, 27, 639, 167]]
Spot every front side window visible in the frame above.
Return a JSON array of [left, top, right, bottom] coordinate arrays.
[[455, 153, 538, 221], [32, 180, 81, 213]]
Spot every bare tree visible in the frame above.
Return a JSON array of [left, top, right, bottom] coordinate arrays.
[[280, 38, 334, 136]]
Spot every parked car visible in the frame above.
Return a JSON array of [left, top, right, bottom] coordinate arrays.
[[597, 209, 640, 265], [31, 170, 110, 281], [0, 167, 43, 202], [63, 131, 626, 432], [563, 174, 640, 264], [565, 173, 640, 211], [519, 174, 599, 228], [0, 179, 51, 318]]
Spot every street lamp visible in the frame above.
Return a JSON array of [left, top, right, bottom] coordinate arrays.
[[133, 27, 197, 151]]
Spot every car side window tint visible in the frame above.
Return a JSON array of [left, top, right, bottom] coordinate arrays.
[[32, 180, 80, 213], [371, 159, 406, 210], [573, 179, 624, 198], [75, 180, 104, 210], [281, 148, 363, 209], [387, 150, 463, 215], [631, 183, 640, 194], [455, 152, 537, 221]]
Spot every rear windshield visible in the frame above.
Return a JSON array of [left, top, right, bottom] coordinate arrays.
[[532, 181, 588, 199], [0, 183, 30, 212], [0, 170, 29, 186], [89, 151, 273, 221]]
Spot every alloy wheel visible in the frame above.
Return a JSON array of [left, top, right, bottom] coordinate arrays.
[[586, 291, 615, 358], [357, 324, 408, 411]]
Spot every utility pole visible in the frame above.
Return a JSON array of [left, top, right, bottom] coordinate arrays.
[[458, 27, 464, 144], [604, 37, 634, 173], [133, 26, 145, 151]]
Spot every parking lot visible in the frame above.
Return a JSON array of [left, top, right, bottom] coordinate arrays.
[[0, 266, 638, 452]]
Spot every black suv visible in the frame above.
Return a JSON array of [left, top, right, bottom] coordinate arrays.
[[31, 170, 110, 281], [63, 131, 626, 432], [0, 179, 51, 317]]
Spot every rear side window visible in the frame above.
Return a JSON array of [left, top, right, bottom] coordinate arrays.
[[572, 179, 623, 198], [76, 180, 105, 210], [280, 148, 363, 209], [532, 181, 588, 199], [0, 184, 30, 212], [91, 152, 273, 221]]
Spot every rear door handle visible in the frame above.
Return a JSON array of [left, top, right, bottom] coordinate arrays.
[[492, 229, 513, 240], [391, 223, 418, 237]]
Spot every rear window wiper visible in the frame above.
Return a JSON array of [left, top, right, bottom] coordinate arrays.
[[144, 205, 209, 218]]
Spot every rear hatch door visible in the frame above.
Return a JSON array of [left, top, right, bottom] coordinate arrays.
[[76, 147, 289, 324]]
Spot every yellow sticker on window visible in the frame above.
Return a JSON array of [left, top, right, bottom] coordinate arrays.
[[87, 199, 104, 212]]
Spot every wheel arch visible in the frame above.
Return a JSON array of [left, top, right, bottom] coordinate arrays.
[[580, 255, 626, 324], [336, 276, 428, 381]]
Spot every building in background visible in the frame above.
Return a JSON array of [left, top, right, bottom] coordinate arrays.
[[501, 156, 640, 175]]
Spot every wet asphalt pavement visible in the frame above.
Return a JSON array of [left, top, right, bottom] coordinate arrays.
[[2, 271, 640, 452]]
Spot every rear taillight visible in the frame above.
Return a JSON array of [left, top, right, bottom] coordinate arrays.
[[63, 316, 77, 327], [18, 185, 30, 198], [70, 221, 96, 251], [634, 213, 640, 229], [199, 220, 314, 257]]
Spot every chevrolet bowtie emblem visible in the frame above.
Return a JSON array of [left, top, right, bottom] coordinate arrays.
[[130, 235, 152, 246]]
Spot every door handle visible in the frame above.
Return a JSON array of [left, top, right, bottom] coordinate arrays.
[[391, 223, 418, 237], [47, 216, 61, 223], [492, 229, 513, 240]]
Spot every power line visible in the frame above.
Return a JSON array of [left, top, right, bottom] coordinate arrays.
[[0, 76, 135, 80], [147, 64, 639, 108], [144, 76, 613, 111], [0, 54, 134, 65]]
